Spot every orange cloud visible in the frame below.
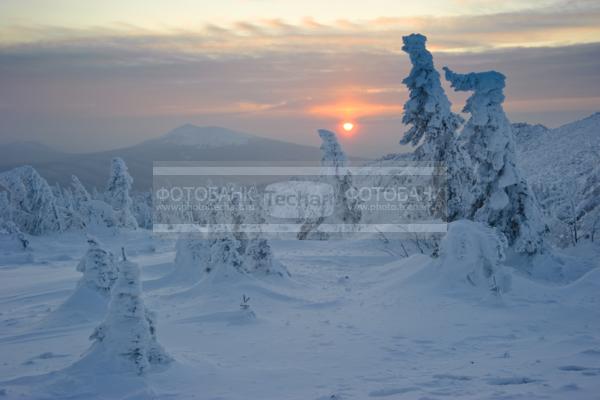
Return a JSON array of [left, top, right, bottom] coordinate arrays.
[[308, 101, 403, 119]]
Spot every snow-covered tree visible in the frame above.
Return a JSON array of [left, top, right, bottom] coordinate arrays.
[[106, 158, 138, 229], [244, 237, 289, 277], [400, 34, 475, 221], [319, 128, 347, 174], [0, 191, 11, 226], [444, 67, 546, 254], [299, 129, 361, 239], [169, 235, 212, 283], [577, 162, 600, 242], [0, 166, 64, 235], [207, 234, 245, 277], [132, 191, 153, 229], [242, 202, 289, 276], [0, 220, 29, 252], [71, 175, 91, 208], [76, 236, 118, 294], [71, 174, 118, 229], [319, 129, 361, 226], [87, 249, 171, 374]]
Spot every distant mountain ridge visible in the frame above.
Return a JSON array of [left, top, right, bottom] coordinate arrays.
[[0, 125, 325, 190], [0, 141, 65, 166], [146, 125, 255, 148]]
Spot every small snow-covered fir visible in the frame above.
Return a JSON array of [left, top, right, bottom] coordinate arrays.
[[76, 236, 119, 294], [82, 249, 171, 374], [105, 158, 138, 229]]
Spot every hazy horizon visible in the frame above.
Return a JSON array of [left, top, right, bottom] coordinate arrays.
[[1, 0, 599, 157]]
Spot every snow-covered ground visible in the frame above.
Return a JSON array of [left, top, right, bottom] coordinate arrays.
[[1, 230, 599, 399]]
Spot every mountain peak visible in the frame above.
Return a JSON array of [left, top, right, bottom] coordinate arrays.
[[156, 125, 256, 148]]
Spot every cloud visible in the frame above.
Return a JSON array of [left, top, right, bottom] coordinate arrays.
[[1, 2, 599, 55], [0, 5, 599, 154]]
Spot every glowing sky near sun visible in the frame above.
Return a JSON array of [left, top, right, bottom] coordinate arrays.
[[0, 0, 599, 156]]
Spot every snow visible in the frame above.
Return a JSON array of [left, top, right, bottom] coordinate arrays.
[[399, 34, 475, 222], [0, 230, 599, 399], [444, 67, 546, 255], [514, 113, 600, 245], [0, 30, 599, 400]]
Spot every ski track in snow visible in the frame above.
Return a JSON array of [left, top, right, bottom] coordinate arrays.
[[0, 231, 599, 399]]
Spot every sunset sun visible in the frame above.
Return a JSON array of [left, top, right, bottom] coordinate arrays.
[[343, 122, 354, 132]]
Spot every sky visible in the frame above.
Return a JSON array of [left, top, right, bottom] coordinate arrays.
[[0, 0, 599, 157]]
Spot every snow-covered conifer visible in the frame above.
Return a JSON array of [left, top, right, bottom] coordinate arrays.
[[76, 236, 118, 294], [71, 175, 91, 208], [71, 174, 118, 229], [244, 237, 289, 277], [132, 191, 153, 229], [319, 129, 347, 174], [0, 220, 29, 252], [0, 166, 64, 235], [299, 129, 361, 239], [444, 67, 546, 254], [87, 249, 171, 374], [208, 234, 244, 276], [169, 235, 212, 283], [106, 158, 138, 229], [319, 129, 361, 227], [400, 34, 474, 221]]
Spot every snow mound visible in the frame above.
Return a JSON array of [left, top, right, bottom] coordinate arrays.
[[410, 220, 511, 295]]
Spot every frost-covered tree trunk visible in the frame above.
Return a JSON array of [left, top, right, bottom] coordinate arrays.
[[0, 166, 65, 235], [76, 236, 118, 294], [400, 34, 474, 221], [444, 67, 546, 254], [86, 249, 171, 374], [106, 158, 138, 229]]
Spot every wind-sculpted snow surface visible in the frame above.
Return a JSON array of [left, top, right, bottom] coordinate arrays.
[[400, 34, 474, 221], [1, 232, 598, 399], [444, 67, 546, 255]]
